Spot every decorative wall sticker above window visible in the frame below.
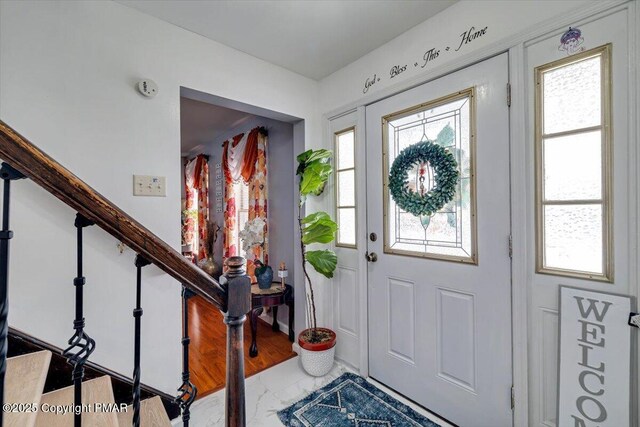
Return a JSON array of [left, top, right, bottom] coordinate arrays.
[[559, 27, 585, 56]]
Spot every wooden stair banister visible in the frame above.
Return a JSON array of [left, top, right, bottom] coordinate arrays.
[[0, 120, 225, 310], [1, 120, 253, 426]]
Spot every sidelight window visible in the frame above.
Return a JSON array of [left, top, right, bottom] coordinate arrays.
[[534, 44, 612, 281], [335, 127, 357, 248]]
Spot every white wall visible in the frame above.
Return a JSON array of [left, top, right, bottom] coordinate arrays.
[[0, 0, 319, 393], [320, 0, 594, 112]]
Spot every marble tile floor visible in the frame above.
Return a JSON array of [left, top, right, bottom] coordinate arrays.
[[173, 356, 454, 427]]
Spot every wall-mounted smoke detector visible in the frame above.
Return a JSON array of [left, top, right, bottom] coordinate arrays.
[[137, 79, 158, 98]]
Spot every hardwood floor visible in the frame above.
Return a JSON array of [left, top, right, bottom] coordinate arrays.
[[188, 295, 297, 398]]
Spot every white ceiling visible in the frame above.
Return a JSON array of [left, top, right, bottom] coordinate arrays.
[[115, 0, 457, 80]]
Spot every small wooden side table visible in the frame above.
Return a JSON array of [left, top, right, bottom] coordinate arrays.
[[249, 282, 294, 358]]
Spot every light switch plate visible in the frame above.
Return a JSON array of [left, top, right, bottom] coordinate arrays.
[[133, 175, 166, 197]]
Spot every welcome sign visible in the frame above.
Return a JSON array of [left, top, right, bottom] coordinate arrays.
[[558, 286, 634, 426]]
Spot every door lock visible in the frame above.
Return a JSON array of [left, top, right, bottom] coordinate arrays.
[[365, 252, 378, 263]]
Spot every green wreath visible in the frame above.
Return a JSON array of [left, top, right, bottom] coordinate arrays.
[[388, 140, 459, 217]]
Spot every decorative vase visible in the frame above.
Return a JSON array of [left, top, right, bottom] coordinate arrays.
[[256, 265, 274, 289], [198, 255, 220, 278], [298, 328, 336, 376]]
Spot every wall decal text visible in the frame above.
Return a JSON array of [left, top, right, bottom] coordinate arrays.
[[361, 24, 489, 94]]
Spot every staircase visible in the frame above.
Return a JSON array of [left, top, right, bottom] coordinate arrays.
[[3, 350, 171, 427], [0, 120, 253, 427]]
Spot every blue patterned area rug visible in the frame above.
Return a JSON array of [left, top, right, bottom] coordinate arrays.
[[278, 373, 440, 426]]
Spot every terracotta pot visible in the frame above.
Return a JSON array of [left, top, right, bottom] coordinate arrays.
[[298, 328, 336, 376]]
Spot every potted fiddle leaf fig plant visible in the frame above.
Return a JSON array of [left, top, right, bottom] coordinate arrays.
[[296, 148, 338, 376]]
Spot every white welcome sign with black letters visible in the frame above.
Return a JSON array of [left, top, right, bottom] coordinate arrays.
[[558, 286, 634, 426]]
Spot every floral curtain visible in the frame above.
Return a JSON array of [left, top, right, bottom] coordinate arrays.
[[222, 127, 269, 272], [222, 133, 246, 260], [248, 129, 268, 266], [183, 154, 209, 261]]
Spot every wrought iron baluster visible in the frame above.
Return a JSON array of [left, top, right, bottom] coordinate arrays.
[[132, 255, 150, 427], [175, 286, 197, 426], [62, 213, 96, 427], [0, 163, 25, 409]]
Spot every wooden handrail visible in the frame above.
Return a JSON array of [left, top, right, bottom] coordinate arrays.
[[0, 120, 226, 310]]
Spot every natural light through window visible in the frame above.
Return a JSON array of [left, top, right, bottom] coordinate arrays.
[[233, 180, 250, 250], [335, 128, 357, 247], [383, 89, 476, 263], [535, 44, 612, 281]]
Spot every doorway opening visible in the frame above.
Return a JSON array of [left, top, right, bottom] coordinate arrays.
[[179, 87, 301, 398]]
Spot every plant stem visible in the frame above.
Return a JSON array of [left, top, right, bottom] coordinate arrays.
[[298, 203, 317, 335]]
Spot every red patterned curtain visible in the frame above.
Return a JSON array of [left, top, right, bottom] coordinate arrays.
[[248, 129, 268, 266], [194, 155, 209, 260], [222, 133, 245, 260], [183, 154, 209, 261], [222, 127, 269, 271]]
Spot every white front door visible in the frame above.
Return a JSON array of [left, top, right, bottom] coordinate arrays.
[[366, 53, 512, 427]]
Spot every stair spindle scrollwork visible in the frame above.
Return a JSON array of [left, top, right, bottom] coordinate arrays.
[[132, 254, 150, 427], [0, 163, 25, 408], [175, 286, 197, 426], [62, 213, 96, 427]]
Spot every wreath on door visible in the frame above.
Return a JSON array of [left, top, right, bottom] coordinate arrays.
[[388, 140, 459, 217]]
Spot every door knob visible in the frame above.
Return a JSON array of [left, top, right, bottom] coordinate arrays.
[[365, 252, 378, 262]]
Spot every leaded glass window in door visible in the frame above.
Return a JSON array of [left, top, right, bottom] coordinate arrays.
[[383, 89, 476, 263]]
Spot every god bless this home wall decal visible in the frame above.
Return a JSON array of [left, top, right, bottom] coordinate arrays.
[[557, 286, 635, 427], [362, 25, 489, 94]]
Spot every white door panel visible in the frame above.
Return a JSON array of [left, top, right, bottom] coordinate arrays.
[[366, 53, 512, 427], [524, 10, 632, 427]]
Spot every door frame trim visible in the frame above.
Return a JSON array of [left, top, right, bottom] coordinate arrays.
[[323, 3, 635, 426]]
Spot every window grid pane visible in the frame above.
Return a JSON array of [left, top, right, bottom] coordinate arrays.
[[337, 169, 356, 207], [535, 44, 611, 281], [335, 128, 357, 247], [542, 56, 601, 135], [542, 130, 602, 202]]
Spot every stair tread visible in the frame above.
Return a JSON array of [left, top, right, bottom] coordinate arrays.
[[35, 375, 119, 427], [116, 396, 171, 427], [3, 350, 52, 427]]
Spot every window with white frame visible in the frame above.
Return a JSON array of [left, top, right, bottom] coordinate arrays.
[[534, 44, 612, 281], [335, 128, 357, 247]]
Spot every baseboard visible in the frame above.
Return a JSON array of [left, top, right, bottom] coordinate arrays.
[[259, 310, 295, 341], [8, 327, 181, 420]]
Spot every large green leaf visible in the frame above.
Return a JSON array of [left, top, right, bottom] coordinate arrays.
[[297, 149, 332, 176], [297, 148, 333, 194], [299, 161, 332, 196], [304, 149, 332, 164], [301, 211, 330, 224], [302, 212, 337, 244], [306, 249, 338, 279]]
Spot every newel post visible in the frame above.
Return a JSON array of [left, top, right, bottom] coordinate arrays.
[[222, 256, 251, 427]]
